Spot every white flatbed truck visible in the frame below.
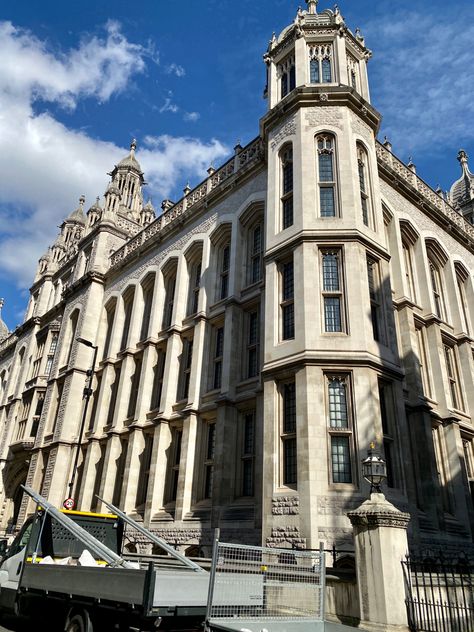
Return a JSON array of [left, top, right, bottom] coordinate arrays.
[[0, 488, 358, 632]]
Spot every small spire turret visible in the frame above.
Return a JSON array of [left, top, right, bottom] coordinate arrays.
[[306, 0, 318, 14], [0, 298, 9, 342]]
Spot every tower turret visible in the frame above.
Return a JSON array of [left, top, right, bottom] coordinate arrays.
[[450, 149, 474, 223], [104, 139, 146, 220], [264, 0, 372, 110]]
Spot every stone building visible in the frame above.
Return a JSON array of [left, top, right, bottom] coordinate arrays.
[[0, 0, 473, 557]]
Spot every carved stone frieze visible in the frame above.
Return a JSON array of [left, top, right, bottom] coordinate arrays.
[[266, 525, 306, 548], [317, 495, 359, 516], [317, 527, 353, 544], [305, 106, 343, 130], [272, 495, 299, 515], [351, 115, 373, 141], [270, 118, 297, 151]]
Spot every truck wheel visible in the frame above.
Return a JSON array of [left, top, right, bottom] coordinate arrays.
[[65, 610, 93, 632]]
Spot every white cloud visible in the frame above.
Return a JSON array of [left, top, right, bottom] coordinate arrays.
[[166, 63, 185, 77], [0, 21, 229, 289], [142, 135, 227, 195], [159, 97, 179, 114], [365, 9, 474, 154], [184, 111, 200, 122]]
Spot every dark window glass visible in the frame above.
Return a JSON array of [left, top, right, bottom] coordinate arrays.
[[121, 295, 134, 350], [162, 277, 176, 329], [322, 58, 332, 83], [328, 379, 348, 428], [140, 284, 154, 340], [310, 59, 320, 83], [331, 436, 352, 483], [324, 297, 342, 332], [320, 185, 335, 217], [284, 438, 297, 485], [322, 254, 340, 291], [282, 260, 295, 340], [220, 245, 230, 300], [319, 153, 334, 182], [283, 382, 296, 434], [151, 350, 166, 411], [213, 328, 224, 390], [247, 311, 259, 378]]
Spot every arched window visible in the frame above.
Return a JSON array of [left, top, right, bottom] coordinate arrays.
[[249, 223, 263, 285], [327, 375, 353, 484], [357, 144, 372, 227], [308, 44, 333, 84], [140, 274, 155, 341], [188, 260, 202, 315], [454, 263, 471, 335], [120, 288, 135, 350], [65, 309, 79, 367], [281, 145, 294, 229], [317, 134, 337, 217], [426, 243, 447, 321], [102, 299, 117, 360], [219, 243, 230, 300], [279, 56, 295, 98], [347, 54, 360, 91]]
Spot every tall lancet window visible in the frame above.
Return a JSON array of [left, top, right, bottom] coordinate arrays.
[[317, 134, 337, 217], [357, 144, 372, 227], [280, 56, 296, 98], [347, 55, 360, 91], [281, 145, 294, 229], [309, 44, 333, 84]]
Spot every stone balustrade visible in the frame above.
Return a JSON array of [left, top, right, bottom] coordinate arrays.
[[376, 141, 474, 243], [110, 137, 264, 268]]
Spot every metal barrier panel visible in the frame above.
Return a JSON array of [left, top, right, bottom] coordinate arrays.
[[208, 542, 325, 621]]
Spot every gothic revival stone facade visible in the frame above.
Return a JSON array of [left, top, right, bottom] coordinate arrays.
[[1, 1, 474, 556]]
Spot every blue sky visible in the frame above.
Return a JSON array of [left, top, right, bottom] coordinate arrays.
[[0, 0, 473, 329]]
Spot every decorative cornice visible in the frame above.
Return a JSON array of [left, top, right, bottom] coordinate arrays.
[[261, 86, 381, 139], [348, 493, 411, 530]]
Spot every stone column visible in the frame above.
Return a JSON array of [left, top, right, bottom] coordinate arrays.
[[348, 493, 410, 632]]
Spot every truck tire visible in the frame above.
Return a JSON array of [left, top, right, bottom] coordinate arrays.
[[65, 610, 93, 632]]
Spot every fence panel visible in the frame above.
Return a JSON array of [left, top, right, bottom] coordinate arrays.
[[208, 542, 325, 623], [403, 556, 474, 632]]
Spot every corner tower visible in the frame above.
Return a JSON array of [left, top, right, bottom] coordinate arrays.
[[261, 2, 408, 551]]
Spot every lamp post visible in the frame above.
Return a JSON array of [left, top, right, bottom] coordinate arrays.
[[64, 337, 98, 509], [361, 441, 387, 494]]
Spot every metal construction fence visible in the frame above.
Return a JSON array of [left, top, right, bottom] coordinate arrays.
[[402, 555, 474, 632], [207, 541, 326, 623]]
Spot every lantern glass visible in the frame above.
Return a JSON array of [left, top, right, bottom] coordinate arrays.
[[362, 451, 387, 493]]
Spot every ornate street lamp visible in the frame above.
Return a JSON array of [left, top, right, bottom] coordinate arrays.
[[64, 337, 98, 510], [362, 442, 387, 494]]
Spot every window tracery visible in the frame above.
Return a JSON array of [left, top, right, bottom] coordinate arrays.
[[308, 44, 333, 84]]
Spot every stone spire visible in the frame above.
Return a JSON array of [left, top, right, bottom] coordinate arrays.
[[105, 138, 146, 219], [0, 299, 9, 342], [306, 0, 318, 14]]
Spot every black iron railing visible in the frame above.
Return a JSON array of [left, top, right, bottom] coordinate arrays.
[[403, 555, 474, 632]]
